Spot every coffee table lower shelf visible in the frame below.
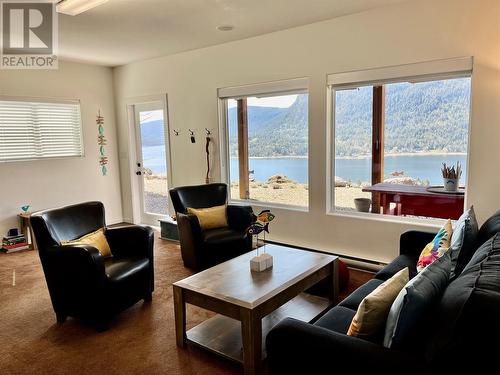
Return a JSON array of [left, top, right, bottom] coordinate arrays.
[[186, 292, 329, 363]]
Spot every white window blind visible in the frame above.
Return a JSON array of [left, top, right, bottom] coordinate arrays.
[[0, 99, 83, 161]]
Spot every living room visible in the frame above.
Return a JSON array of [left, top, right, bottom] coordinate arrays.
[[1, 0, 499, 374]]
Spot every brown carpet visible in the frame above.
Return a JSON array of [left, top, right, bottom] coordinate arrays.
[[0, 231, 373, 375]]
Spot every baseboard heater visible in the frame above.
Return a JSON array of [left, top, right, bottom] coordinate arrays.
[[264, 240, 385, 273]]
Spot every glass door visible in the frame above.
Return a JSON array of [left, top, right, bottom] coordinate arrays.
[[134, 102, 169, 225]]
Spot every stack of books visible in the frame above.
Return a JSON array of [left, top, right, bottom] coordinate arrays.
[[1, 234, 30, 253]]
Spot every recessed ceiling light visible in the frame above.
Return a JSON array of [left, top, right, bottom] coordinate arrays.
[[216, 25, 235, 32], [57, 0, 109, 16]]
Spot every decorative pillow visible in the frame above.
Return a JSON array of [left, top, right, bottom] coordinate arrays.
[[187, 205, 228, 230], [347, 268, 409, 341], [449, 206, 478, 278], [61, 228, 112, 257], [416, 219, 452, 272], [383, 252, 452, 350]]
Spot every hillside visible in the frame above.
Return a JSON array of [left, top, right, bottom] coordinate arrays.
[[229, 78, 470, 157], [144, 78, 471, 157], [334, 78, 471, 157]]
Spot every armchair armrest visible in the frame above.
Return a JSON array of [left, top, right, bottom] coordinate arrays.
[[44, 244, 106, 287], [176, 212, 203, 269], [227, 204, 255, 231], [105, 225, 154, 259], [267, 318, 421, 374], [400, 230, 437, 257]]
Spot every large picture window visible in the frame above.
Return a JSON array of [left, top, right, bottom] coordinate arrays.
[[0, 98, 83, 161], [328, 58, 472, 221], [219, 79, 309, 208]]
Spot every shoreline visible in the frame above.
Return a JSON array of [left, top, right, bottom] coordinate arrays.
[[229, 152, 467, 160]]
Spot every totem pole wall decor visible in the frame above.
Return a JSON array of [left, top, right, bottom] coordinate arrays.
[[97, 110, 108, 176]]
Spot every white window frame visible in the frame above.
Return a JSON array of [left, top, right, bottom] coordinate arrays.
[[218, 77, 310, 211], [326, 57, 474, 225], [0, 96, 84, 162]]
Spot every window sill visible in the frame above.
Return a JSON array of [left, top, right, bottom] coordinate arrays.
[[326, 209, 447, 228], [229, 199, 309, 213]]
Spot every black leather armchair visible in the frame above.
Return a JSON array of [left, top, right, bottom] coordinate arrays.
[[169, 183, 254, 270], [30, 201, 154, 329]]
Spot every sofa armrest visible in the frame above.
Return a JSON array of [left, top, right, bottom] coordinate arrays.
[[105, 225, 154, 259], [266, 318, 422, 374], [400, 230, 437, 257], [227, 204, 255, 231]]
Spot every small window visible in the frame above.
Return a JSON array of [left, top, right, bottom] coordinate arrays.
[[328, 58, 472, 221], [219, 79, 309, 208], [0, 99, 83, 162]]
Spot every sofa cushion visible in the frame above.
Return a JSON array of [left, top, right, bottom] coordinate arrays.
[[314, 306, 356, 334], [104, 256, 149, 283], [425, 233, 500, 364], [339, 279, 385, 310], [375, 255, 418, 281], [347, 268, 409, 342], [476, 210, 500, 248], [449, 206, 478, 278], [384, 252, 452, 350]]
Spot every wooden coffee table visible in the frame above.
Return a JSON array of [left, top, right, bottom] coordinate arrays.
[[173, 244, 339, 375]]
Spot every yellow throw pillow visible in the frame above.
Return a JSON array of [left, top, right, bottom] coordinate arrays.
[[347, 268, 409, 341], [187, 205, 228, 231], [416, 219, 453, 272], [61, 228, 113, 258]]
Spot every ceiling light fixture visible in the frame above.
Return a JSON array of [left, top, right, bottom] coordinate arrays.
[[56, 0, 109, 16], [216, 25, 235, 32]]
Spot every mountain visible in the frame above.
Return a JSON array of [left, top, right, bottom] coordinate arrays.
[[143, 79, 471, 157], [228, 106, 285, 136], [228, 94, 308, 157], [230, 79, 470, 157], [334, 79, 470, 157]]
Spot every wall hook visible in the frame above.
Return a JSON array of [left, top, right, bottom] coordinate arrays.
[[188, 129, 196, 143], [205, 128, 212, 136], [173, 129, 180, 136]]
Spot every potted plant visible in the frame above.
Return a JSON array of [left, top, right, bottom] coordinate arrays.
[[442, 162, 462, 192]]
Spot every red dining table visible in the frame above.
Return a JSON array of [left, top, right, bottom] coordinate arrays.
[[362, 183, 465, 220]]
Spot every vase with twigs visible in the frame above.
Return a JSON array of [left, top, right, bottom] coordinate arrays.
[[442, 162, 462, 192]]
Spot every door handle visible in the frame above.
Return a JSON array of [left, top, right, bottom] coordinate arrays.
[[136, 171, 142, 176]]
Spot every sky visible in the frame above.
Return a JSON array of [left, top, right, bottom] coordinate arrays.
[[139, 94, 298, 123], [227, 94, 297, 109]]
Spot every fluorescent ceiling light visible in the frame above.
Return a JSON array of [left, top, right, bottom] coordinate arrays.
[[57, 0, 109, 16]]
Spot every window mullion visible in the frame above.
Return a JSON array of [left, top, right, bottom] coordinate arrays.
[[236, 98, 249, 200], [371, 85, 385, 214]]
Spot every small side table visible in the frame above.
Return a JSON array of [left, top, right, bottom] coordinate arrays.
[[18, 213, 37, 250], [159, 217, 179, 241]]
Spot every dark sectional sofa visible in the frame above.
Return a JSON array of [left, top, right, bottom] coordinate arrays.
[[267, 211, 500, 374]]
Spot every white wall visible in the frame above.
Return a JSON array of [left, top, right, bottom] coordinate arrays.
[[113, 0, 500, 263], [0, 61, 123, 236]]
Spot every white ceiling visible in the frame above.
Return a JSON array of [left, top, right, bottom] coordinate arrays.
[[58, 0, 408, 67]]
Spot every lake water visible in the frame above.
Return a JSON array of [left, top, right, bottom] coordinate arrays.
[[230, 154, 467, 185], [142, 145, 467, 186]]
